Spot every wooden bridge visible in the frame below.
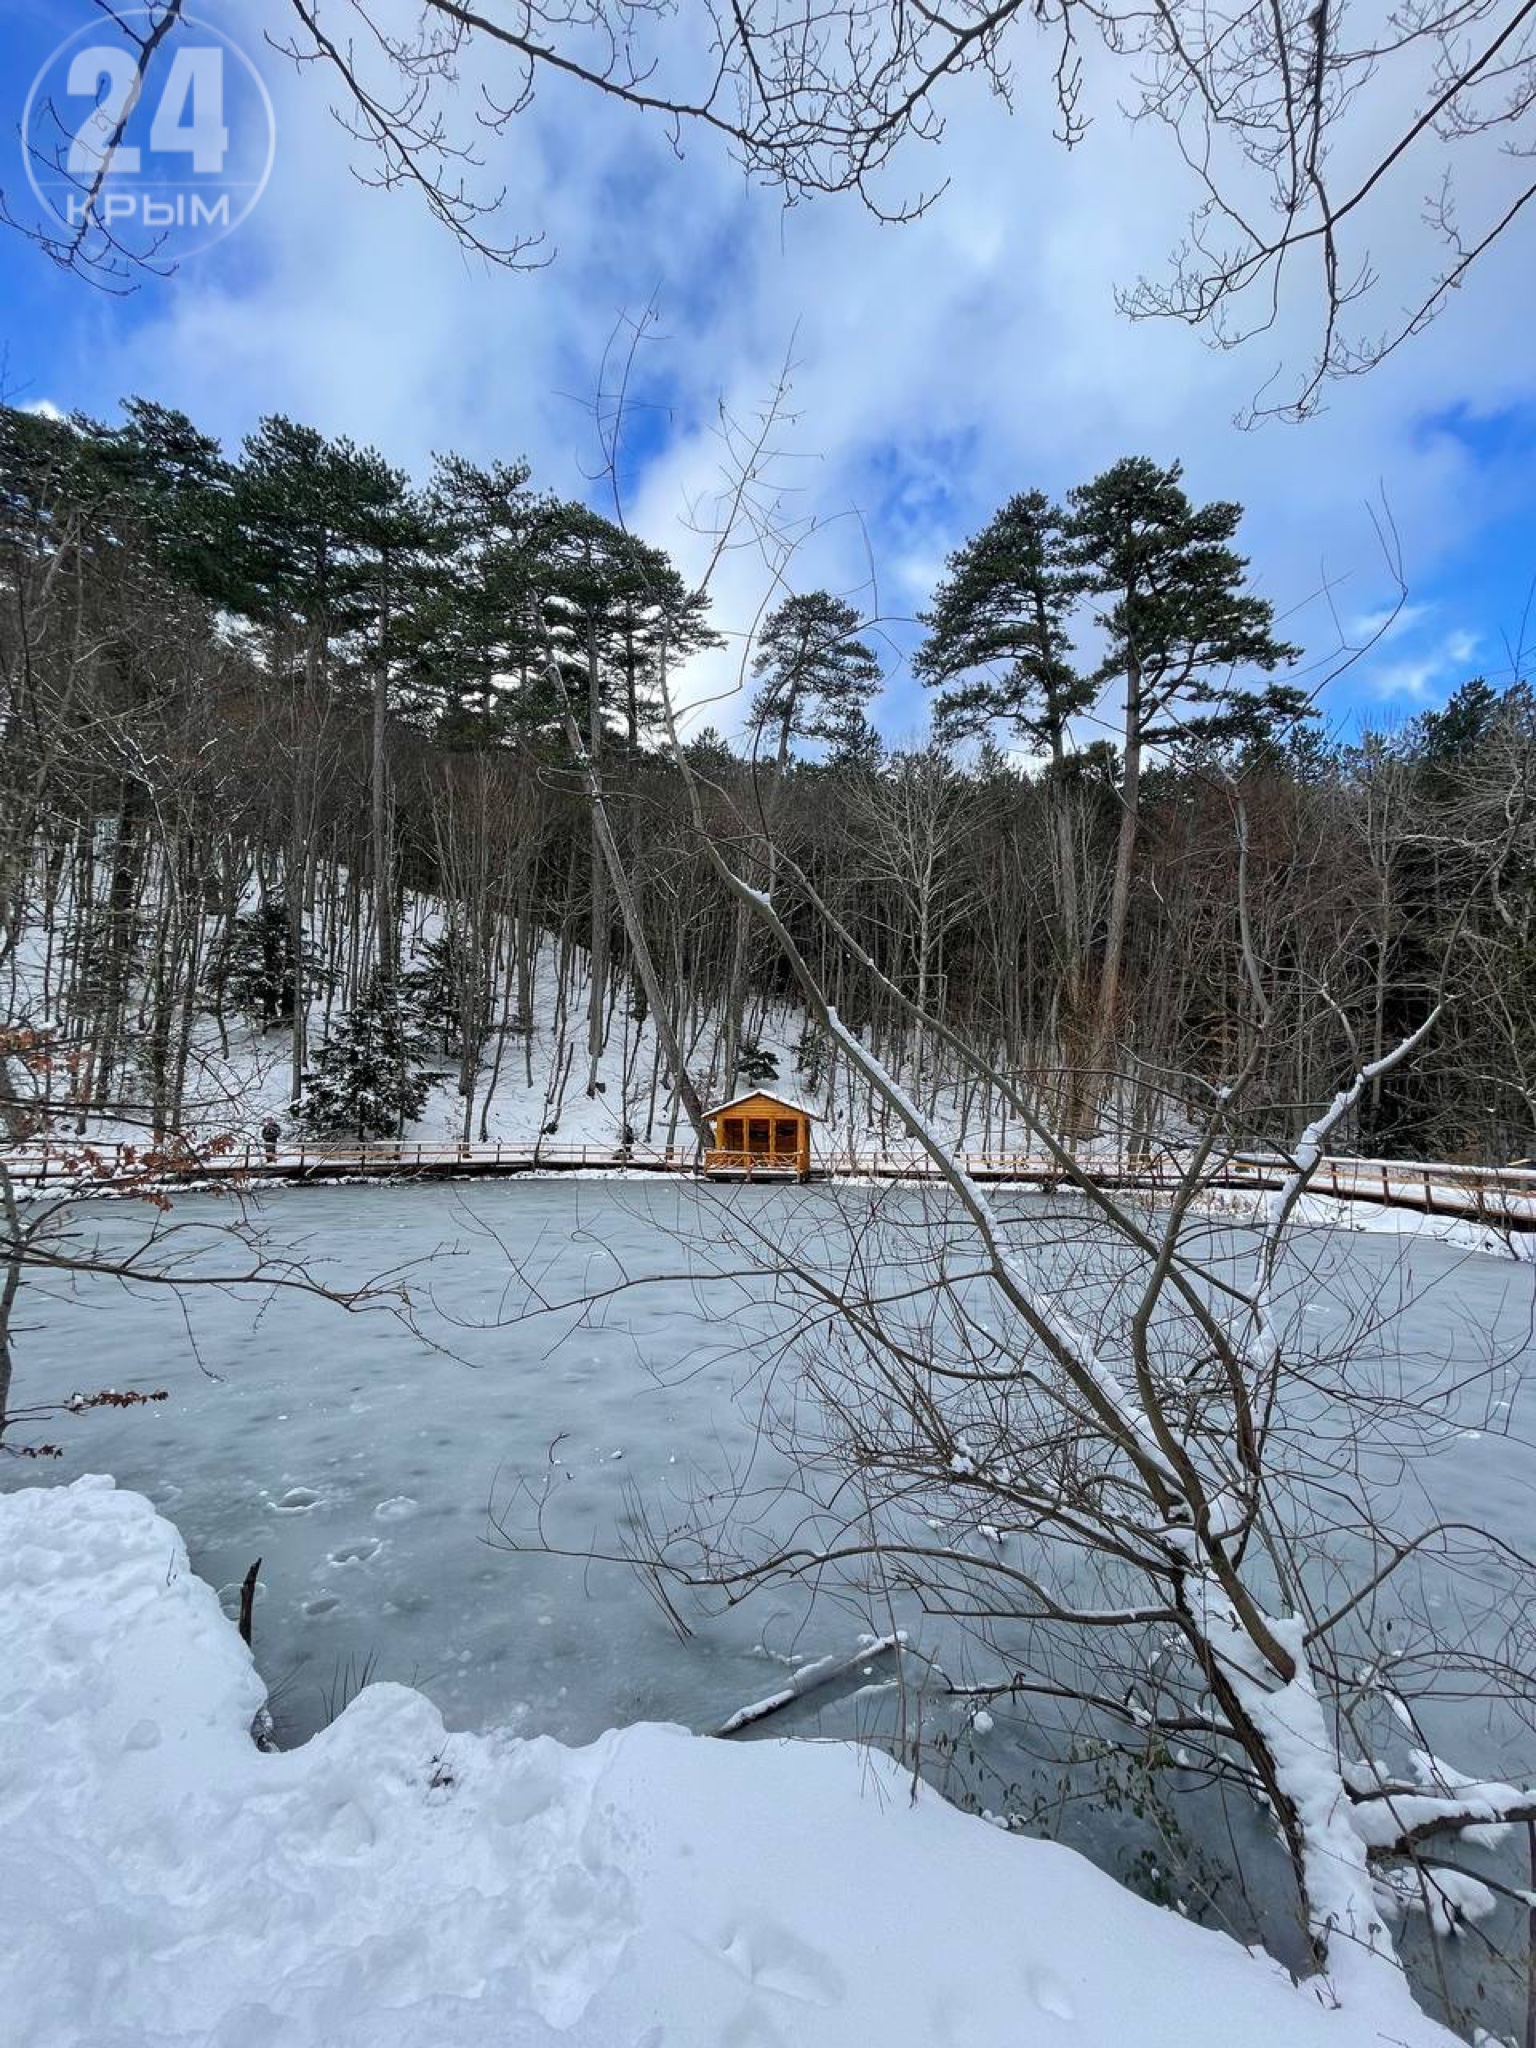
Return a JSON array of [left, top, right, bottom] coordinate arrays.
[[5, 1138, 1536, 1231]]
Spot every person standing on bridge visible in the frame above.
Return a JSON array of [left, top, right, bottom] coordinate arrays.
[[260, 1116, 281, 1165]]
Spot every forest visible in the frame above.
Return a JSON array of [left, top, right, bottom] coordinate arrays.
[[2, 394, 1533, 1162]]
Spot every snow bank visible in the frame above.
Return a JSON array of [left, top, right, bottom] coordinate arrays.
[[0, 1478, 1457, 2048]]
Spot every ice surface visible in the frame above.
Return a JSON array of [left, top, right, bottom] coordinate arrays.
[[9, 1180, 1533, 1768], [7, 1180, 856, 1746]]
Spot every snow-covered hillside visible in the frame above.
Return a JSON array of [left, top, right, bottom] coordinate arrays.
[[0, 1477, 1458, 2048], [2, 879, 1051, 1163]]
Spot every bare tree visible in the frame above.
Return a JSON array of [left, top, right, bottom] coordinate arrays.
[[541, 686, 1536, 2026], [482, 370, 1536, 2029], [843, 744, 982, 1112]]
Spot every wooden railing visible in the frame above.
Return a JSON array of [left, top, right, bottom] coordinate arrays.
[[3, 1139, 1535, 1228], [0, 1138, 686, 1183], [703, 1148, 808, 1176]]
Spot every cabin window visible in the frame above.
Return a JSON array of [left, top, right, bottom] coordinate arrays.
[[723, 1119, 743, 1151], [747, 1119, 771, 1153], [774, 1120, 799, 1155]]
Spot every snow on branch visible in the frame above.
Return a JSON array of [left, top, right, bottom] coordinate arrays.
[[1346, 1750, 1536, 1855], [1245, 1006, 1444, 1373], [717, 1631, 905, 1734]]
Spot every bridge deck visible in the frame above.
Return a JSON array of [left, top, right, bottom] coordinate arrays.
[[5, 1140, 1536, 1230]]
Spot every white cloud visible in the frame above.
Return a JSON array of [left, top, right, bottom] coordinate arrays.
[[1367, 627, 1483, 702], [39, 10, 1536, 737], [1349, 602, 1433, 644]]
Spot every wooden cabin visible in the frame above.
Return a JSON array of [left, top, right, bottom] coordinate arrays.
[[703, 1091, 818, 1180]]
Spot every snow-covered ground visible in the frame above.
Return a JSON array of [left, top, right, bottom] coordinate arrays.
[[11, 880, 1536, 1268], [3, 885, 1032, 1162], [0, 1474, 1460, 2048]]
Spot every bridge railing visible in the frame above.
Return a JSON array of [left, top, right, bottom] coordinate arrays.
[[4, 1138, 1536, 1226], [0, 1137, 688, 1183]]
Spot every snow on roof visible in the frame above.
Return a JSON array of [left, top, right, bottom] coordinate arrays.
[[705, 1090, 822, 1121]]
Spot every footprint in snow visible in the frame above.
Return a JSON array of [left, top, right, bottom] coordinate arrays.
[[715, 1924, 845, 2007], [318, 1797, 377, 1856], [373, 1496, 419, 1521], [326, 1537, 382, 1568], [494, 1767, 562, 1827], [274, 1487, 322, 1513], [1024, 1967, 1075, 2021]]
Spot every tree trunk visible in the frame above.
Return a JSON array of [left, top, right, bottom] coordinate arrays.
[[550, 646, 709, 1147], [371, 654, 392, 979], [1094, 654, 1143, 1119], [0, 1164, 22, 1442], [586, 621, 609, 1097]]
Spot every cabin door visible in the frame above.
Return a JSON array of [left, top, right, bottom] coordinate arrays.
[[746, 1119, 771, 1156]]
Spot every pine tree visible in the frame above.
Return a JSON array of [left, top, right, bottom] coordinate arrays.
[[823, 708, 885, 772], [299, 976, 433, 1141], [723, 590, 878, 1092], [794, 1023, 829, 1094], [1064, 456, 1305, 1086], [0, 404, 130, 563], [403, 929, 478, 1055], [342, 451, 441, 978], [538, 503, 719, 749], [1417, 676, 1504, 774], [229, 416, 362, 667], [736, 1040, 779, 1086], [214, 902, 328, 1032], [748, 591, 882, 768], [914, 490, 1091, 759], [916, 492, 1096, 1109], [99, 398, 235, 601], [1066, 458, 1306, 752], [401, 454, 542, 746]]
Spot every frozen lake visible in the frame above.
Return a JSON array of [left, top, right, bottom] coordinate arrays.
[[10, 1180, 842, 1746], [10, 1180, 1535, 1737], [8, 1177, 1536, 2014]]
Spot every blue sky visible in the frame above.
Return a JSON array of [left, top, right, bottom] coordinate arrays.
[[3, 0, 1534, 744]]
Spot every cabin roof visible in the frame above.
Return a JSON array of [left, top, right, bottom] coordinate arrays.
[[705, 1091, 822, 1122]]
